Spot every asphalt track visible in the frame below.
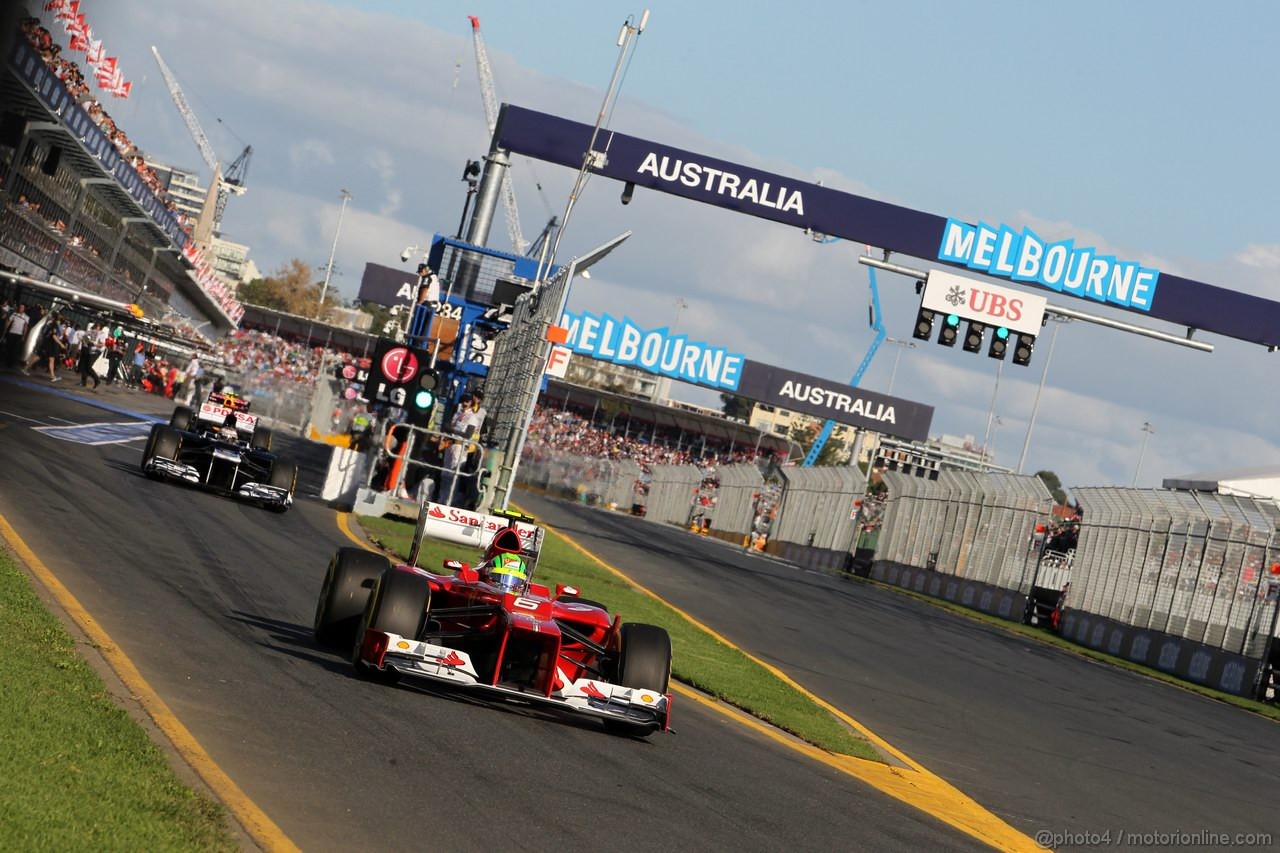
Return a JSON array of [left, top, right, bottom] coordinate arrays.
[[0, 377, 987, 853], [515, 492, 1280, 844]]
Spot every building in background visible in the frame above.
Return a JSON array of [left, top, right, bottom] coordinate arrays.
[[563, 358, 660, 402], [144, 158, 207, 220], [750, 403, 855, 463], [208, 235, 249, 287], [872, 432, 1009, 479]]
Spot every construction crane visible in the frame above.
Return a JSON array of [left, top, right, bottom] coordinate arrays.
[[468, 15, 527, 256], [150, 46, 251, 245]]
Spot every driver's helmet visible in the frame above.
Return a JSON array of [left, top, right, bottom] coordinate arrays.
[[481, 553, 528, 594], [219, 412, 239, 442]]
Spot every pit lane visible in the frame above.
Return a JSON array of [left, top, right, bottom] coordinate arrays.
[[0, 377, 986, 852]]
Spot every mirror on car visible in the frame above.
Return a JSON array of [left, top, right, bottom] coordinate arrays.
[[555, 584, 580, 599]]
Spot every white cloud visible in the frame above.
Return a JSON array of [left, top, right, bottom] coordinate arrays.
[[364, 149, 402, 217], [289, 139, 334, 170], [1236, 243, 1280, 269]]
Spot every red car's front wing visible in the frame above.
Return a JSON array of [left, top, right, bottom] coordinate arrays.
[[358, 629, 672, 732]]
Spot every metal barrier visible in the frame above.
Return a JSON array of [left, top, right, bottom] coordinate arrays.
[[697, 463, 766, 543], [772, 466, 863, 552], [645, 464, 703, 527], [872, 475, 1280, 697], [1070, 488, 1280, 659], [878, 470, 1053, 590], [360, 419, 491, 510]]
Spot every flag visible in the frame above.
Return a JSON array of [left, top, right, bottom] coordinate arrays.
[[86, 39, 103, 64], [44, 0, 67, 13], [54, 0, 76, 21], [112, 81, 132, 99]]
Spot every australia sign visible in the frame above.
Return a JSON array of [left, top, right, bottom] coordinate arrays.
[[736, 362, 933, 442]]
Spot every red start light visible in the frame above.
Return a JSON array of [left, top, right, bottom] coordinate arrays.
[[1035, 525, 1046, 533], [1270, 563, 1280, 575]]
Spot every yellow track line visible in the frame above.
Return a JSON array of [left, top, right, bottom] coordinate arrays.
[[337, 509, 1037, 851], [0, 514, 300, 853]]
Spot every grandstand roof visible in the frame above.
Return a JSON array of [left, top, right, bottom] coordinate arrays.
[[239, 303, 378, 354]]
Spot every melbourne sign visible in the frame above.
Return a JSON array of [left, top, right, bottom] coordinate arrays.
[[922, 269, 1047, 336], [937, 219, 1159, 311], [496, 104, 1280, 347], [559, 310, 745, 390], [736, 361, 933, 442]]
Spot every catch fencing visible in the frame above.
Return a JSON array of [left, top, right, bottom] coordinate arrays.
[[871, 473, 1280, 698], [516, 450, 644, 511], [700, 464, 767, 544], [876, 470, 1053, 590], [1068, 489, 1278, 655], [759, 466, 865, 570]]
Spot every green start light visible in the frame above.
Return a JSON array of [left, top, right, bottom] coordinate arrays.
[[413, 389, 435, 409], [995, 326, 1010, 340], [946, 314, 960, 327]]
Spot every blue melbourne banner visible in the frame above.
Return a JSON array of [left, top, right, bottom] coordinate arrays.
[[496, 103, 1280, 347], [937, 219, 1159, 311], [560, 310, 746, 390]]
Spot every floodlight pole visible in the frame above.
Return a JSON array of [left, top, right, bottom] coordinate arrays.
[[1133, 421, 1155, 487], [318, 189, 352, 312], [534, 9, 649, 287], [983, 359, 1004, 469], [1016, 316, 1067, 474], [883, 336, 915, 397]]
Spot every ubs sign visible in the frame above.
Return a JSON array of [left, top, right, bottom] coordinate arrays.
[[921, 269, 1047, 337]]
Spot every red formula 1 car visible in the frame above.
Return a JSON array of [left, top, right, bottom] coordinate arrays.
[[313, 510, 673, 736]]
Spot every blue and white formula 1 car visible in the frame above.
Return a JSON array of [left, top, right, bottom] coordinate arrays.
[[140, 392, 297, 512]]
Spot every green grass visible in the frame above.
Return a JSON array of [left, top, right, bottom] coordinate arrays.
[[357, 510, 884, 762], [855, 576, 1280, 723], [0, 550, 237, 851]]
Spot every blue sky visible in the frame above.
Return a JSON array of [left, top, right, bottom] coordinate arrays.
[[52, 0, 1280, 492]]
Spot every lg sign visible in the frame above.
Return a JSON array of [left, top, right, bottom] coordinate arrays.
[[381, 347, 420, 383], [921, 269, 1046, 337]]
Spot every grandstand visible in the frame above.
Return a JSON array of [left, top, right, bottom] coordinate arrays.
[[0, 10, 238, 338]]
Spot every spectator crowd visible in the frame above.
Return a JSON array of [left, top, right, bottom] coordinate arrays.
[[523, 406, 775, 469], [20, 17, 190, 235]]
